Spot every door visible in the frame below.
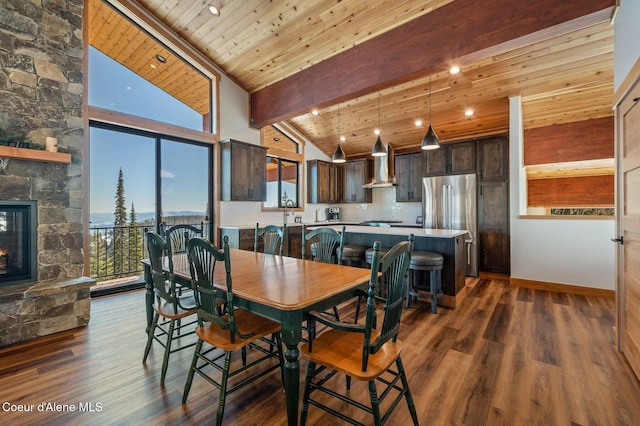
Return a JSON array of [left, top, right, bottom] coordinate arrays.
[[617, 74, 640, 380]]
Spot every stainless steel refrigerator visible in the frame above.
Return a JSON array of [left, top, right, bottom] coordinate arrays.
[[422, 174, 478, 277]]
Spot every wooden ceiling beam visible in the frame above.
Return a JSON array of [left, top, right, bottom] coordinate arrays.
[[250, 0, 615, 127]]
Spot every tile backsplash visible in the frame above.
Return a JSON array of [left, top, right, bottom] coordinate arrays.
[[219, 187, 422, 226]]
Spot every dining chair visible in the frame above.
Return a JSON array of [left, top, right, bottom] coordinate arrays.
[[182, 236, 284, 425], [254, 222, 286, 255], [300, 237, 419, 426], [142, 231, 198, 385], [164, 223, 204, 293], [301, 224, 345, 265], [164, 223, 204, 265], [301, 225, 345, 324]]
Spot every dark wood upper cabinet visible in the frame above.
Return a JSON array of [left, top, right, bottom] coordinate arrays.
[[220, 139, 267, 201], [449, 141, 476, 175], [395, 152, 424, 202], [307, 160, 342, 204], [343, 159, 372, 203], [424, 147, 447, 176], [424, 141, 476, 176], [478, 136, 508, 181]]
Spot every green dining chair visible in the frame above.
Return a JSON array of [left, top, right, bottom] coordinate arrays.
[[301, 225, 345, 325], [142, 231, 198, 385], [300, 236, 418, 426], [254, 222, 286, 255], [182, 236, 284, 425], [302, 225, 345, 265], [164, 223, 204, 295]]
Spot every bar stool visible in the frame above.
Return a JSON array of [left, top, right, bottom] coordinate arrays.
[[406, 251, 443, 313], [365, 246, 388, 266], [337, 244, 366, 267]]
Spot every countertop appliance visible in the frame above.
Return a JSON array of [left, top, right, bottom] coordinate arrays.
[[423, 174, 478, 277], [327, 207, 341, 221]]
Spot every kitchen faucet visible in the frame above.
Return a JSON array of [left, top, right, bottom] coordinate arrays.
[[283, 199, 295, 224]]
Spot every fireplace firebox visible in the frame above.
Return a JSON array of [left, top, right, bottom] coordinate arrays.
[[0, 201, 37, 285]]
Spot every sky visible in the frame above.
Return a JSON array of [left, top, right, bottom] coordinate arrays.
[[88, 47, 210, 216]]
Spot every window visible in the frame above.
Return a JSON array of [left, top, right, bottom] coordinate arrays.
[[265, 157, 299, 208], [88, 123, 212, 283], [262, 125, 304, 211], [87, 0, 218, 289], [89, 47, 207, 131]]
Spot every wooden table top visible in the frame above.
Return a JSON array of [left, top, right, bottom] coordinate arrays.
[[168, 249, 371, 311]]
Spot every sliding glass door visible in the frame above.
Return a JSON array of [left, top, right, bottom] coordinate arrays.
[[89, 123, 212, 286]]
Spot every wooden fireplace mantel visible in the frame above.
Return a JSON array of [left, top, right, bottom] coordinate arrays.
[[0, 146, 71, 164]]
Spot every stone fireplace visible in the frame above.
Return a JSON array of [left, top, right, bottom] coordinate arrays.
[[0, 0, 94, 348]]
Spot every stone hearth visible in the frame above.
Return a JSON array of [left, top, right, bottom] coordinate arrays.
[[0, 276, 94, 347]]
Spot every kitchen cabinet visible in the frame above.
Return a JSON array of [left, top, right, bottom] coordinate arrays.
[[284, 225, 302, 258], [395, 152, 424, 202], [219, 227, 255, 251], [424, 141, 476, 176], [476, 134, 510, 274], [343, 159, 372, 203], [220, 139, 267, 201], [424, 147, 447, 176], [478, 136, 508, 181], [449, 141, 476, 175], [478, 180, 509, 274], [307, 160, 342, 204]]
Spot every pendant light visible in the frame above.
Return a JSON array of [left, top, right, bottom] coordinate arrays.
[[421, 75, 440, 150], [371, 93, 387, 156], [332, 104, 346, 163]]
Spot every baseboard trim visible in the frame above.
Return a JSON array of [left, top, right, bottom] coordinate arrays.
[[509, 277, 615, 299], [479, 271, 510, 281]]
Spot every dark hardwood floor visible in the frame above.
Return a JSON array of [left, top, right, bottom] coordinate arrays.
[[1, 277, 639, 425]]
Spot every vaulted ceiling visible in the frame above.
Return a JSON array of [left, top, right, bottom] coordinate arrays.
[[90, 0, 616, 158]]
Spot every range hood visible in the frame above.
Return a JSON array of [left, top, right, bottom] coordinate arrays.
[[362, 146, 395, 188]]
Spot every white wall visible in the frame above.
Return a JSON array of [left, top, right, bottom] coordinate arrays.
[[614, 0, 640, 91], [509, 96, 616, 290], [219, 74, 260, 143], [217, 81, 334, 226]]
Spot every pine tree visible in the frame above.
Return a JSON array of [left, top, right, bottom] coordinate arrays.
[[128, 202, 144, 272], [112, 168, 127, 276]]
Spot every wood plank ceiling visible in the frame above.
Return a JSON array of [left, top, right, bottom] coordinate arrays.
[[89, 0, 615, 158]]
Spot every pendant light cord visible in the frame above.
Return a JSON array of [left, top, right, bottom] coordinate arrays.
[[378, 92, 381, 131], [429, 75, 432, 126]]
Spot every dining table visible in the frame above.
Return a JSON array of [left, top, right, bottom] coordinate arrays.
[[142, 248, 372, 425]]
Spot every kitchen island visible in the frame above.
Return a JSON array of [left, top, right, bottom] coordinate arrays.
[[220, 223, 469, 307], [326, 225, 468, 308]]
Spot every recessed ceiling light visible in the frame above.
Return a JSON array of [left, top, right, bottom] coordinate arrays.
[[373, 128, 381, 136], [273, 137, 280, 142], [311, 109, 319, 116], [449, 65, 461, 75], [155, 54, 166, 63], [414, 119, 423, 127], [208, 4, 221, 16], [464, 109, 474, 117], [340, 136, 346, 142]]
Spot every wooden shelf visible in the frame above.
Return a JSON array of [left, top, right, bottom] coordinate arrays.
[[0, 146, 71, 164]]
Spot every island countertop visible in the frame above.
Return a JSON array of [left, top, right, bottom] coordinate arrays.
[[325, 225, 468, 239]]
